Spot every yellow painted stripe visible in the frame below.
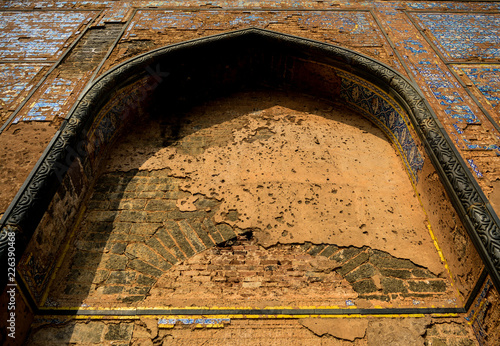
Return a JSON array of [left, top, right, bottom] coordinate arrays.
[[467, 300, 486, 325], [36, 312, 460, 321]]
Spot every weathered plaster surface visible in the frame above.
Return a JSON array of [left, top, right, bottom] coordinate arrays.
[[43, 91, 457, 312], [105, 90, 443, 273]]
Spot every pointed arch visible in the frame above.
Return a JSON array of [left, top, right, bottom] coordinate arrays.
[[1, 28, 499, 303]]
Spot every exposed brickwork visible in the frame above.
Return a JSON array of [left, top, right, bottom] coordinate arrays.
[[26, 320, 134, 346], [50, 209, 454, 309], [425, 322, 476, 346], [148, 235, 355, 307], [146, 236, 454, 308], [49, 170, 238, 306], [59, 23, 124, 76]]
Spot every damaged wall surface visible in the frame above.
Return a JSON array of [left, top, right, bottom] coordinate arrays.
[[1, 1, 500, 345], [44, 91, 456, 311]]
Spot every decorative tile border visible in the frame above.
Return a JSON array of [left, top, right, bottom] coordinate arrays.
[[158, 317, 231, 328], [338, 70, 424, 182], [406, 2, 500, 12]]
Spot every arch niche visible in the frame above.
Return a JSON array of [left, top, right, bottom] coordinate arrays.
[[3, 28, 500, 310]]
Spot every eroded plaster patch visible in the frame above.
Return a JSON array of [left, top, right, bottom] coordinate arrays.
[[103, 90, 443, 274]]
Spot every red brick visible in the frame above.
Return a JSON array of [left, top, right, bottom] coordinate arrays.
[[182, 270, 200, 276], [192, 275, 211, 282]]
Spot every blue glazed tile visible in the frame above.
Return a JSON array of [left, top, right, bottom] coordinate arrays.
[[0, 11, 96, 61], [459, 66, 500, 109], [415, 13, 500, 61], [467, 159, 483, 178], [158, 317, 231, 325], [338, 72, 424, 182], [18, 77, 74, 122], [0, 63, 47, 106]]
